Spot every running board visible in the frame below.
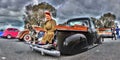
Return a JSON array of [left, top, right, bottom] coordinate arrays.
[[29, 45, 60, 57]]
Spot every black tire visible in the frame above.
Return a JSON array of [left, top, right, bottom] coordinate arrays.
[[57, 33, 88, 55], [114, 34, 117, 40], [95, 35, 102, 44], [18, 39, 23, 41]]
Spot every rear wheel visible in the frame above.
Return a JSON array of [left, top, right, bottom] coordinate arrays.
[[96, 36, 102, 44], [113, 33, 117, 40]]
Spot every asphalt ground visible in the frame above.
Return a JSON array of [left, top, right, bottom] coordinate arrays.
[[0, 38, 120, 60]]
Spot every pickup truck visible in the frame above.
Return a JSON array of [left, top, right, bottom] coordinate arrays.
[[56, 17, 101, 55]]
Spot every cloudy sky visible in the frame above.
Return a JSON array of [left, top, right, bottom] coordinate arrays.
[[0, 0, 120, 24], [0, 0, 30, 28]]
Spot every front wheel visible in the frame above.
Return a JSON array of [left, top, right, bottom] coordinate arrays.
[[18, 39, 23, 41], [7, 35, 12, 39], [23, 34, 31, 42], [57, 33, 88, 55]]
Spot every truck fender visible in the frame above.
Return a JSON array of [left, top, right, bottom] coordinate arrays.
[[64, 34, 87, 46]]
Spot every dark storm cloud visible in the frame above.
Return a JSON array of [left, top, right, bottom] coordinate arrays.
[[0, 0, 32, 19], [0, 0, 65, 20], [0, 0, 120, 24], [0, 0, 30, 11], [0, 0, 32, 27], [37, 0, 65, 8], [56, 0, 120, 23], [47, 0, 65, 7]]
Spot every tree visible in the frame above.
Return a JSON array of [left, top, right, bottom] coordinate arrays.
[[92, 12, 116, 28], [100, 13, 116, 28], [24, 2, 56, 29], [91, 17, 103, 28]]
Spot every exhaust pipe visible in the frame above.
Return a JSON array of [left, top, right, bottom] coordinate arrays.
[[30, 45, 60, 57]]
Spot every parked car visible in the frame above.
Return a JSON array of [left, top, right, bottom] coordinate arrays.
[[97, 28, 116, 40], [0, 29, 4, 37], [17, 26, 44, 41], [2, 28, 19, 38]]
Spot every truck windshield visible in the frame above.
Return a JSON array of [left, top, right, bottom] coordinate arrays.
[[68, 20, 89, 27]]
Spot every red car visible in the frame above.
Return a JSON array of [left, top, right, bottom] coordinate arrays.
[[2, 28, 19, 38]]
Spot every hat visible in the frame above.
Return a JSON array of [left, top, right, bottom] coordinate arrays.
[[45, 11, 51, 16]]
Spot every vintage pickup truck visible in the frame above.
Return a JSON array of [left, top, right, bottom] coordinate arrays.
[[55, 17, 101, 55]]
